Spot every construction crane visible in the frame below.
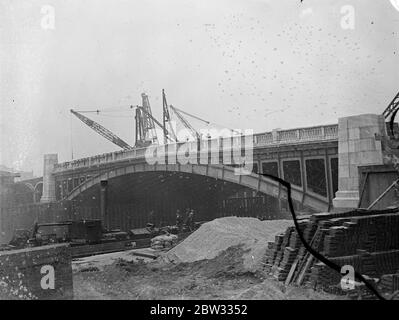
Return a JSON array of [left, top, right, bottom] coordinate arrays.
[[382, 90, 399, 135], [169, 105, 202, 141], [162, 90, 241, 141], [137, 105, 176, 145], [135, 93, 159, 147], [71, 91, 241, 151], [162, 89, 177, 144], [382, 90, 399, 119], [70, 109, 133, 150], [71, 93, 172, 150]]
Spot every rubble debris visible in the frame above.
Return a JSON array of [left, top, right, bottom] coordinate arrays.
[[72, 248, 156, 273]]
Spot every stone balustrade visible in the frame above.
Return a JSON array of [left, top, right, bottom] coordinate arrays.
[[254, 124, 338, 145], [54, 124, 338, 172]]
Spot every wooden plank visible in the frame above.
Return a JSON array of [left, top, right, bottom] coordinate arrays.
[[131, 251, 157, 259], [358, 172, 369, 208], [285, 258, 299, 286], [71, 240, 135, 258], [292, 251, 309, 283], [367, 179, 399, 210], [294, 227, 321, 285], [296, 254, 314, 286]]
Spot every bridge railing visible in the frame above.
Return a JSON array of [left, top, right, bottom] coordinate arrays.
[[54, 124, 338, 172], [54, 139, 246, 172], [254, 124, 338, 146]]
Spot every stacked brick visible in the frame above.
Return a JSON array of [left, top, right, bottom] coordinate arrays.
[[322, 213, 399, 257], [347, 283, 379, 300], [379, 274, 399, 295], [265, 221, 309, 282], [264, 208, 399, 299], [310, 213, 399, 297], [270, 227, 294, 280], [274, 247, 298, 281], [265, 234, 283, 271]]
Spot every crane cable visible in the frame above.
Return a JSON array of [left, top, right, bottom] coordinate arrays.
[[171, 105, 241, 135], [70, 112, 74, 160], [75, 105, 240, 135], [75, 105, 137, 113], [74, 106, 137, 119]]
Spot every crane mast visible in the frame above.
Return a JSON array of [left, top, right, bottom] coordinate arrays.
[[135, 93, 159, 147], [137, 106, 175, 144], [162, 89, 178, 144]]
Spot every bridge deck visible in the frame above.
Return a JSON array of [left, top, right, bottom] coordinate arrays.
[[54, 124, 338, 173]]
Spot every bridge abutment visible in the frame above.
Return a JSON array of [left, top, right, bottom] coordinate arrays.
[[333, 114, 386, 209], [40, 154, 58, 203]]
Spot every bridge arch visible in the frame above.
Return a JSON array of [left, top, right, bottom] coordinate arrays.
[[11, 182, 35, 204], [64, 163, 330, 212], [33, 182, 43, 203], [19, 182, 35, 191]]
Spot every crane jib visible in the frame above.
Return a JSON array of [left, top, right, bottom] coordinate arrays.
[[70, 109, 133, 150]]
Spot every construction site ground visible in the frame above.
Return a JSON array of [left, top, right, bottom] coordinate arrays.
[[73, 217, 345, 300]]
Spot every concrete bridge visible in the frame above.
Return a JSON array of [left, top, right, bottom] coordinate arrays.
[[5, 113, 390, 236], [40, 122, 338, 212]]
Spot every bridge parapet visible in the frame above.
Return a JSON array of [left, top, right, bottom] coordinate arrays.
[[54, 124, 338, 173], [254, 124, 338, 146], [54, 147, 148, 172]]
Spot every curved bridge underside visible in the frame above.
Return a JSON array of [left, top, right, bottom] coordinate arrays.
[[65, 163, 330, 212]]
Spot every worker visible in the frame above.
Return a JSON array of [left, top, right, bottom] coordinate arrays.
[[186, 209, 195, 231], [31, 219, 39, 239], [176, 209, 183, 231], [184, 207, 190, 217], [148, 210, 155, 226]]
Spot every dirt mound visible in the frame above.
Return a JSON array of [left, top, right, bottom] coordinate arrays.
[[173, 245, 253, 278], [164, 217, 292, 273]]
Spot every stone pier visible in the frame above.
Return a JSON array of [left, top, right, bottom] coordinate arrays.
[[40, 154, 58, 203], [333, 114, 387, 209]]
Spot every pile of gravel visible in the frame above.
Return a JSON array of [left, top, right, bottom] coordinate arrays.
[[164, 217, 292, 273]]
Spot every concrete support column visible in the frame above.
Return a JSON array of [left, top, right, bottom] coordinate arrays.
[[40, 154, 58, 203], [333, 114, 386, 209], [100, 180, 108, 227]]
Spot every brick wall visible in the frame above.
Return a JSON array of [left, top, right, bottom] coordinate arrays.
[[0, 244, 73, 300]]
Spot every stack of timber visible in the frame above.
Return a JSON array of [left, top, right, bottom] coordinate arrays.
[[264, 208, 399, 299]]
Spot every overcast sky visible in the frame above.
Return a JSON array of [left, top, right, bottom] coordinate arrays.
[[1, 0, 399, 175]]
